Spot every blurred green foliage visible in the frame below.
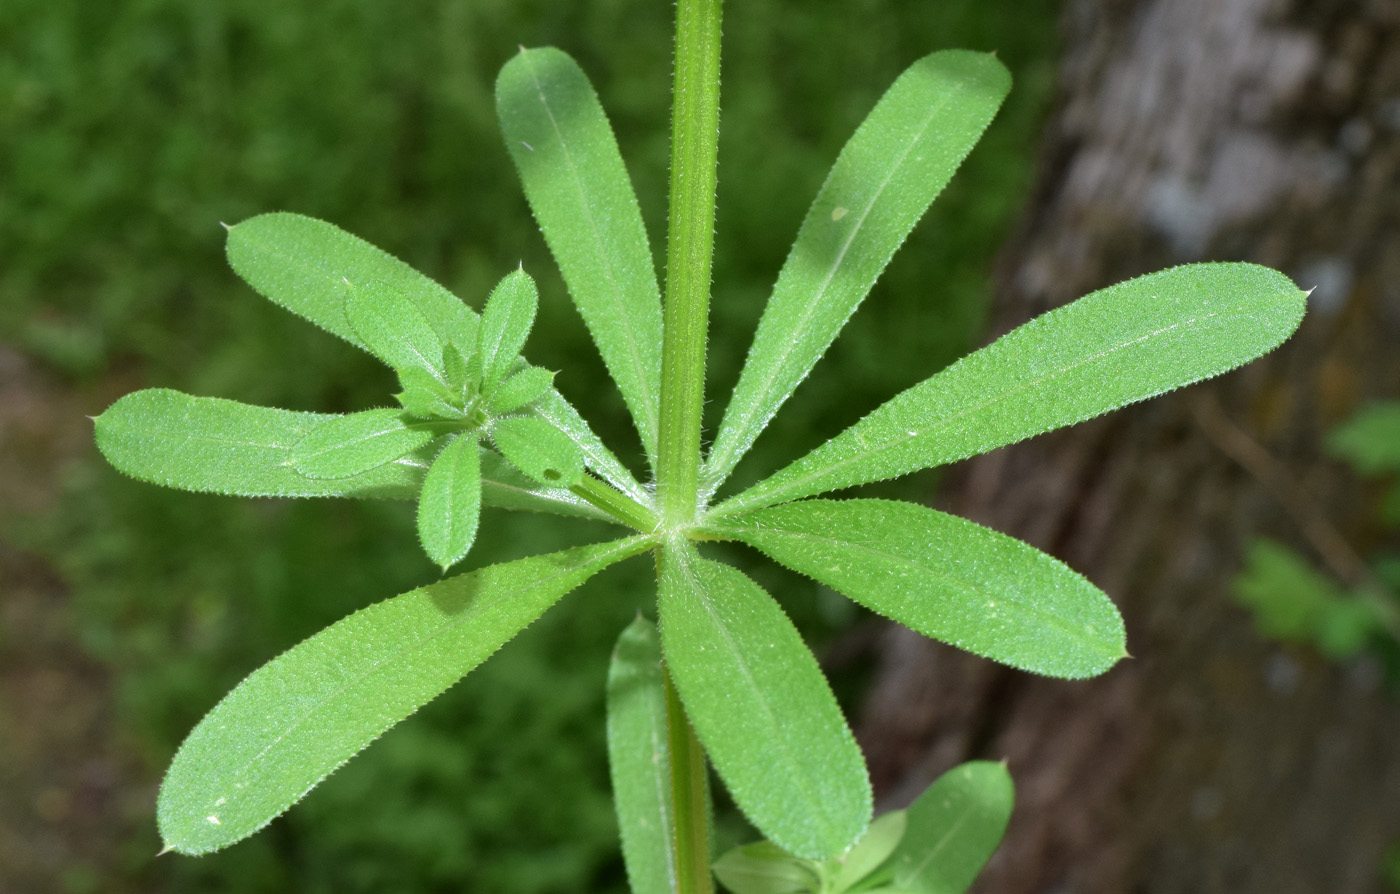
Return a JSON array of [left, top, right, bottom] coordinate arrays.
[[4, 0, 1059, 890], [1232, 402, 1400, 676]]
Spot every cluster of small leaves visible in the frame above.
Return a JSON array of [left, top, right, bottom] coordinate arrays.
[[93, 36, 1306, 889], [1233, 402, 1400, 662]]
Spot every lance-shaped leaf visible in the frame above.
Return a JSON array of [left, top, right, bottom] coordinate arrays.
[[606, 617, 677, 894], [828, 810, 907, 893], [94, 389, 426, 499], [713, 842, 815, 894], [715, 263, 1307, 516], [889, 762, 1013, 893], [157, 536, 650, 855], [491, 415, 585, 487], [346, 279, 448, 381], [657, 543, 871, 859], [534, 389, 648, 503], [225, 212, 476, 349], [488, 365, 556, 414], [712, 499, 1125, 678], [497, 47, 664, 464], [478, 270, 539, 393], [416, 434, 483, 571], [704, 51, 1010, 495], [291, 409, 444, 480]]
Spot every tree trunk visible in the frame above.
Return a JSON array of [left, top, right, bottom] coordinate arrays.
[[854, 1, 1400, 891]]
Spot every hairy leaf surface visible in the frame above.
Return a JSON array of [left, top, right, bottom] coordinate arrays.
[[717, 263, 1306, 515], [158, 537, 649, 854], [291, 409, 442, 480], [705, 51, 1010, 494], [712, 842, 814, 894], [478, 270, 539, 393], [714, 499, 1125, 678], [606, 618, 677, 894], [498, 47, 664, 465], [94, 389, 425, 499], [416, 434, 483, 570], [226, 212, 476, 349], [346, 279, 448, 380], [492, 415, 585, 487], [488, 366, 556, 414], [657, 543, 870, 859], [889, 762, 1013, 893]]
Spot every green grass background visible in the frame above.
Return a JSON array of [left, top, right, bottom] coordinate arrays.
[[2, 1, 1059, 890]]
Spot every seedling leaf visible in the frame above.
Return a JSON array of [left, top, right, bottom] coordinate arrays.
[[497, 47, 664, 465], [717, 263, 1306, 516], [478, 270, 539, 393], [346, 279, 447, 380], [416, 434, 483, 571], [606, 617, 678, 894], [492, 415, 585, 487], [657, 543, 871, 859], [714, 499, 1126, 678], [291, 409, 442, 480], [94, 389, 424, 499], [705, 50, 1010, 494], [889, 761, 1013, 894], [488, 365, 556, 414], [156, 536, 649, 855]]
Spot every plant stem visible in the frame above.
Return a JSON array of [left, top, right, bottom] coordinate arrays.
[[570, 475, 658, 533], [664, 665, 714, 894], [656, 0, 722, 527]]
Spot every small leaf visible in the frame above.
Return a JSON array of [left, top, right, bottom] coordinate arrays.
[[396, 385, 459, 421], [607, 617, 678, 894], [478, 270, 539, 392], [291, 409, 442, 480], [889, 762, 1013, 894], [829, 810, 907, 893], [491, 415, 585, 487], [488, 365, 556, 414], [658, 543, 871, 859], [346, 279, 447, 380], [416, 434, 483, 571], [1327, 402, 1400, 475], [225, 212, 476, 350], [716, 263, 1306, 516], [534, 390, 649, 504], [497, 47, 664, 465], [479, 449, 611, 521], [713, 842, 816, 894], [156, 536, 650, 854], [705, 50, 1010, 495], [444, 339, 476, 396], [94, 389, 425, 499], [713, 499, 1126, 678]]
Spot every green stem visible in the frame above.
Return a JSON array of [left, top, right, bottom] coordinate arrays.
[[570, 475, 658, 533], [664, 664, 714, 894], [656, 0, 722, 527]]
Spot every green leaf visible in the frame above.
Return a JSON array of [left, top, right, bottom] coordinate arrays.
[[94, 389, 426, 499], [396, 384, 459, 421], [716, 263, 1307, 516], [828, 810, 907, 893], [606, 617, 678, 894], [657, 543, 871, 859], [889, 761, 1013, 894], [225, 212, 476, 350], [478, 269, 539, 393], [157, 536, 649, 855], [1232, 538, 1381, 659], [291, 409, 443, 480], [488, 365, 556, 414], [704, 51, 1010, 494], [713, 842, 816, 894], [534, 389, 649, 503], [346, 279, 447, 380], [416, 434, 483, 571], [491, 415, 585, 487], [497, 47, 664, 465], [1327, 402, 1400, 475], [713, 499, 1126, 678], [478, 449, 611, 521]]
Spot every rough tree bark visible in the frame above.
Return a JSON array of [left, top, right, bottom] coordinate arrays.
[[854, 1, 1400, 891]]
